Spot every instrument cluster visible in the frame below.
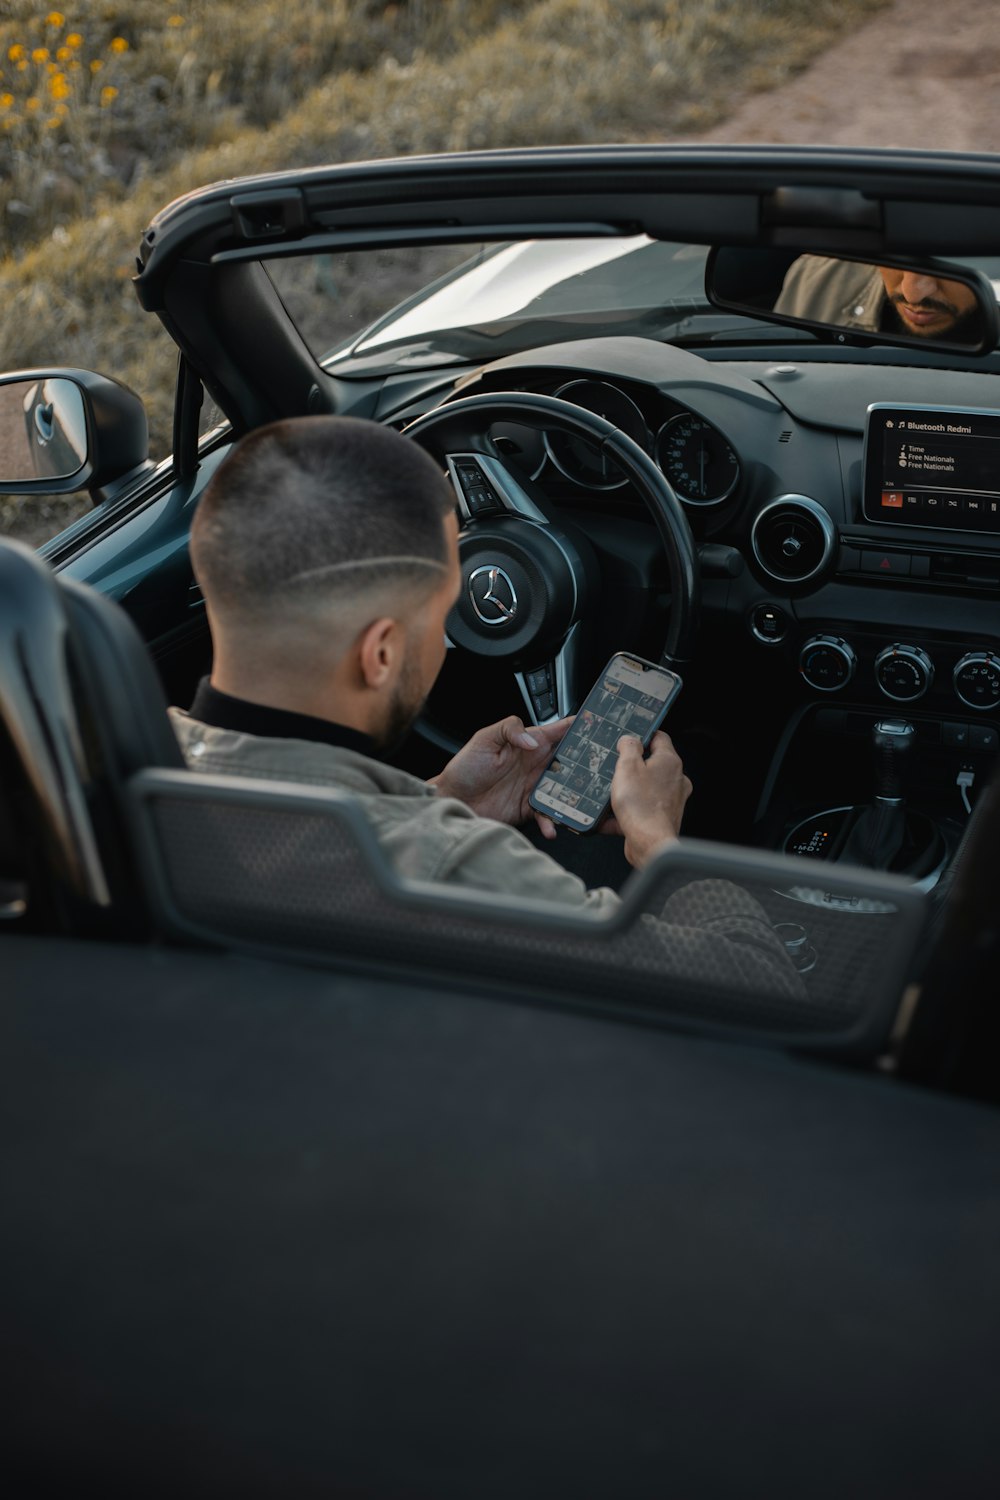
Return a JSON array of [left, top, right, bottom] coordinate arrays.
[[532, 376, 741, 508]]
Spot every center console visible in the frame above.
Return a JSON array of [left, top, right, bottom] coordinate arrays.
[[746, 401, 1000, 878]]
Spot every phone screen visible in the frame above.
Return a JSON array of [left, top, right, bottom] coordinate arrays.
[[529, 654, 682, 833]]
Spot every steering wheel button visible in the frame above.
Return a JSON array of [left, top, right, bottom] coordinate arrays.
[[465, 486, 496, 514]]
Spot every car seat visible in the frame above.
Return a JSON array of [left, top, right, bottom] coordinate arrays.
[[0, 537, 183, 936]]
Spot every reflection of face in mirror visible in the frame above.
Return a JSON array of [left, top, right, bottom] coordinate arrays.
[[0, 377, 87, 484], [773, 254, 989, 349], [877, 266, 980, 339]]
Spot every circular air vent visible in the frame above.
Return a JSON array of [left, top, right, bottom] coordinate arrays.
[[750, 495, 836, 585]]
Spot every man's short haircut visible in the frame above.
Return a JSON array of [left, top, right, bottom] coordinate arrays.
[[191, 416, 456, 623]]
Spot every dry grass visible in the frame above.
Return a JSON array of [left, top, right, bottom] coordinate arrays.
[[0, 2, 540, 245], [0, 0, 891, 543]]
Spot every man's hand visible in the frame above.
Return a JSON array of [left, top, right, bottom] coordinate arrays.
[[610, 731, 692, 868], [429, 715, 572, 838]]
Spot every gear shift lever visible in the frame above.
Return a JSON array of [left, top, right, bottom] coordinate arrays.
[[841, 719, 914, 869], [783, 719, 945, 882], [872, 719, 915, 802]]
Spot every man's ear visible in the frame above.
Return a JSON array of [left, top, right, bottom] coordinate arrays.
[[356, 615, 402, 690]]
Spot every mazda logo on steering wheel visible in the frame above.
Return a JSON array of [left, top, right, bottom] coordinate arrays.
[[468, 565, 519, 626]]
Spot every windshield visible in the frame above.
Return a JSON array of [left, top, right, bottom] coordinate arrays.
[[266, 237, 774, 377], [348, 238, 709, 352], [265, 237, 1000, 377]]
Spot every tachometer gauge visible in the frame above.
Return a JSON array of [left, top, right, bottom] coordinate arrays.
[[655, 413, 740, 506], [544, 380, 650, 490]]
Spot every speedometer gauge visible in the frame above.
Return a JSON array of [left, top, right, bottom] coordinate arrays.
[[655, 413, 740, 506], [544, 380, 650, 490]]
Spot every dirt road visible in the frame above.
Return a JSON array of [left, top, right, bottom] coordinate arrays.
[[693, 0, 1000, 152]]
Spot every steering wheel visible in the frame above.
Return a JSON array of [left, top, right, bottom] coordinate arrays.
[[403, 391, 699, 727]]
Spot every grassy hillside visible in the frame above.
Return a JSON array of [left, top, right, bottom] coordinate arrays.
[[0, 0, 889, 541], [1, 1, 543, 246]]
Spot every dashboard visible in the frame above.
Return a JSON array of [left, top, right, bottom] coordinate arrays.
[[462, 340, 1000, 708], [378, 333, 1000, 837]]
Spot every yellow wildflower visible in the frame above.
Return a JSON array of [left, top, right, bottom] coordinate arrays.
[[31, 48, 50, 63], [25, 96, 40, 111], [167, 15, 186, 27], [89, 58, 103, 72], [16, 60, 29, 73], [66, 33, 83, 48], [109, 37, 129, 54], [0, 93, 13, 108], [8, 44, 26, 62], [46, 115, 62, 128], [99, 84, 118, 106], [46, 12, 65, 26], [49, 73, 71, 100], [56, 46, 71, 61]]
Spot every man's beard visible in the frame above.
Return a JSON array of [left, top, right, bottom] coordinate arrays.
[[374, 651, 429, 755], [884, 296, 985, 344]]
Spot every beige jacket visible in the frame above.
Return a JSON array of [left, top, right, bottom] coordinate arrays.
[[774, 255, 885, 332], [168, 709, 804, 998], [169, 707, 621, 913]]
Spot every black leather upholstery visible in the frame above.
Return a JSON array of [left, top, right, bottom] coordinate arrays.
[[60, 577, 185, 778], [0, 538, 182, 932]]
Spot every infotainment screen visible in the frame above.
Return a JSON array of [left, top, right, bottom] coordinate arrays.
[[863, 403, 1000, 533]]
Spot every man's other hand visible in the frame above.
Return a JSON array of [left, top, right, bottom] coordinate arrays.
[[429, 715, 571, 837], [611, 731, 692, 868]]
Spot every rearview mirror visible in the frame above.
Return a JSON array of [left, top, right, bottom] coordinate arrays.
[[705, 249, 1000, 355]]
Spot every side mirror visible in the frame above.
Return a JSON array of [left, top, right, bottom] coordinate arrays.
[[0, 368, 150, 497], [705, 249, 1000, 355]]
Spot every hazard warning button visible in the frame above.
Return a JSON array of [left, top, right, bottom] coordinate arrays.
[[861, 551, 911, 577]]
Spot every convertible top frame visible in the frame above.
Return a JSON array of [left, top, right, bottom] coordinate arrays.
[[131, 144, 1000, 452]]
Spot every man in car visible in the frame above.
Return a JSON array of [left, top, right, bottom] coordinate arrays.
[[169, 414, 690, 913], [774, 254, 985, 343]]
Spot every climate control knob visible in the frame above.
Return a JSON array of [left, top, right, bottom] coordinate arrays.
[[799, 635, 856, 692], [954, 651, 1000, 711], [875, 644, 934, 702]]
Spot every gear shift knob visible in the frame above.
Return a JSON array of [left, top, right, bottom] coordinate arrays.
[[872, 719, 914, 803]]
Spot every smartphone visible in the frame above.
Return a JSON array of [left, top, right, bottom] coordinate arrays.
[[528, 653, 683, 834]]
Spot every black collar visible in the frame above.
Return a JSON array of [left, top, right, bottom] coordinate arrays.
[[188, 678, 377, 757]]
